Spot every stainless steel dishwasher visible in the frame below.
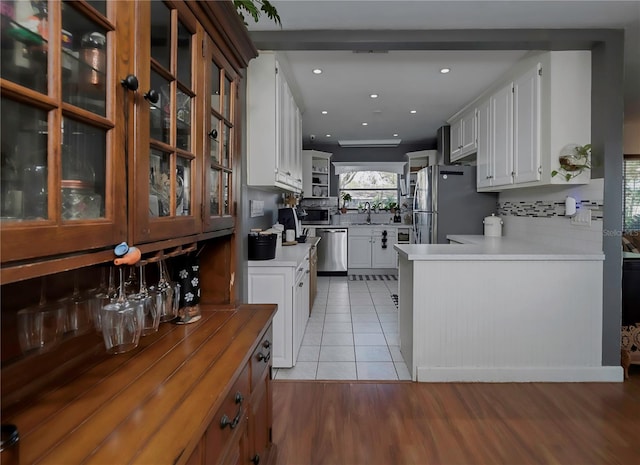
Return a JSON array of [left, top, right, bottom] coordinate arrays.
[[316, 228, 348, 275]]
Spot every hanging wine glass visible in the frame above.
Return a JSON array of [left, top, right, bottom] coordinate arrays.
[[124, 265, 138, 297], [154, 258, 176, 323], [100, 266, 142, 354], [61, 270, 93, 335], [130, 263, 160, 335], [89, 265, 117, 332], [17, 277, 65, 354]]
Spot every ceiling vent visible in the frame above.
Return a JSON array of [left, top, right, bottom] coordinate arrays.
[[338, 139, 401, 147]]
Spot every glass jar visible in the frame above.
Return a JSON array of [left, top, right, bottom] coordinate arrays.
[[80, 32, 105, 93], [61, 180, 102, 220]]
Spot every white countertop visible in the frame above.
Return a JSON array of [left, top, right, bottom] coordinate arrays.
[[248, 237, 320, 267], [394, 235, 605, 261], [302, 223, 409, 228]]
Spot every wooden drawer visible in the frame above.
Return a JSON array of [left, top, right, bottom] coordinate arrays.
[[251, 325, 273, 391], [205, 362, 250, 464]]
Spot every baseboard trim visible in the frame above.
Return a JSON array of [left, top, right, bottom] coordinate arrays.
[[415, 366, 624, 382]]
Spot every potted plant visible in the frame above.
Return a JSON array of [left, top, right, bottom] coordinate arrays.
[[551, 143, 592, 181], [340, 192, 352, 214], [388, 202, 398, 213], [233, 0, 281, 26]]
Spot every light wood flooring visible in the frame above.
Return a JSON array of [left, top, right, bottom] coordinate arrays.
[[272, 368, 640, 465]]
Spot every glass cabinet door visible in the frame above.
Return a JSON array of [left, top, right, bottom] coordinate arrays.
[[1, 0, 126, 263], [132, 1, 201, 244], [203, 36, 237, 232]]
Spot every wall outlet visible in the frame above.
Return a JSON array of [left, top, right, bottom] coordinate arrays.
[[571, 207, 591, 226]]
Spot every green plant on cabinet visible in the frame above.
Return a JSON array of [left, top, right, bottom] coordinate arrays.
[[551, 144, 592, 181]]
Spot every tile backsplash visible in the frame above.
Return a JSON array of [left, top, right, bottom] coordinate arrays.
[[497, 179, 604, 252]]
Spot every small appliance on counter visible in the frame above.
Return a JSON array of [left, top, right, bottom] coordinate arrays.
[[278, 207, 302, 241]]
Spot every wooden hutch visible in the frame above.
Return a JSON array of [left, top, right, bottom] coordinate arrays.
[[0, 1, 275, 463]]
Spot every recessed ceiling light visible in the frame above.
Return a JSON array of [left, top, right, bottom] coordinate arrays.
[[312, 68, 322, 74], [326, 134, 331, 138], [370, 93, 378, 99], [410, 110, 417, 114], [440, 68, 451, 74], [362, 122, 368, 126], [393, 133, 399, 137], [321, 110, 328, 114]]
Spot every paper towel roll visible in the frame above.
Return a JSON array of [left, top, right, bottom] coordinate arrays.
[[565, 196, 577, 216]]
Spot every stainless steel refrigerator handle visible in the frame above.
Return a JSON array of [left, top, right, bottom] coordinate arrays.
[[322, 230, 346, 233], [412, 172, 421, 242]]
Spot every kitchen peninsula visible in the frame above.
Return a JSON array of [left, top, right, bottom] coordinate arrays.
[[394, 236, 620, 382]]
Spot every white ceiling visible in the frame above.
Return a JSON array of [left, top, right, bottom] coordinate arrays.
[[247, 0, 640, 147]]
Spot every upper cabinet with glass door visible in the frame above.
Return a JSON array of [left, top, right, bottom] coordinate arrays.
[[0, 0, 127, 263], [131, 1, 202, 244], [203, 37, 237, 233]]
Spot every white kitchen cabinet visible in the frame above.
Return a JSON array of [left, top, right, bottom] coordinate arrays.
[[248, 253, 309, 368], [513, 63, 541, 184], [348, 234, 373, 268], [491, 81, 515, 187], [294, 263, 310, 355], [302, 150, 332, 198], [449, 108, 477, 162], [470, 51, 590, 192], [404, 150, 435, 197], [247, 51, 302, 193], [372, 229, 398, 268], [476, 98, 493, 189], [348, 227, 397, 269]]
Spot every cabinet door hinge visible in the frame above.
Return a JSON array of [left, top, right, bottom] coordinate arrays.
[[202, 39, 205, 57], [275, 67, 278, 74], [269, 427, 273, 443], [538, 68, 543, 76], [538, 165, 543, 174]]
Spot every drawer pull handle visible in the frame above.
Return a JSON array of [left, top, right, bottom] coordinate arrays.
[[252, 454, 260, 464], [220, 392, 244, 430], [262, 340, 271, 349], [257, 352, 271, 363]]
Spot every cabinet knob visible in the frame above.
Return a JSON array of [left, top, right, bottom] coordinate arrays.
[[298, 282, 304, 287], [120, 74, 139, 91], [257, 351, 271, 363], [262, 340, 271, 349], [208, 128, 218, 140], [144, 89, 159, 104]]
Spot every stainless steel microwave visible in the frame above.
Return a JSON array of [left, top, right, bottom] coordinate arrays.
[[302, 207, 331, 225]]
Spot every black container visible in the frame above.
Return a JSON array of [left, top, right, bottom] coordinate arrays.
[[248, 233, 277, 260]]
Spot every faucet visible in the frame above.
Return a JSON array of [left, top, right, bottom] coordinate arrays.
[[364, 202, 371, 224]]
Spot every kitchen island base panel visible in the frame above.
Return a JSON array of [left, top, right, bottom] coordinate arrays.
[[416, 366, 623, 383], [399, 257, 618, 382]]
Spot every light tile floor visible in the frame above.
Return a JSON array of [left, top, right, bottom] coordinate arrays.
[[273, 275, 412, 381]]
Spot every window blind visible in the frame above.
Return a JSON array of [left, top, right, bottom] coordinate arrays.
[[624, 157, 640, 231]]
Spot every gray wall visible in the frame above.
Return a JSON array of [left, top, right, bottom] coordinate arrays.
[[248, 28, 625, 366]]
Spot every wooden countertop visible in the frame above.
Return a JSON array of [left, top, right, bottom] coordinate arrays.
[[1, 304, 276, 465]]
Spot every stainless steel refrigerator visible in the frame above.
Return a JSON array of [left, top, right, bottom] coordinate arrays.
[[412, 165, 498, 244]]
